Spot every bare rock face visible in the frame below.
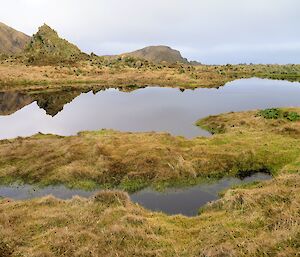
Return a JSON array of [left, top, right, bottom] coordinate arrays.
[[122, 45, 189, 64], [0, 22, 31, 55]]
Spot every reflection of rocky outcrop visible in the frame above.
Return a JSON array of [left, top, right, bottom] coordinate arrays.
[[0, 92, 34, 115], [34, 90, 85, 116], [0, 86, 145, 117], [0, 89, 89, 117]]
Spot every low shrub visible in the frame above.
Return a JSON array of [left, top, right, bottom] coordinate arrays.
[[258, 108, 282, 119], [258, 108, 300, 121]]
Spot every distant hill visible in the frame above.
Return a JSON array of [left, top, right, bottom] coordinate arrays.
[[0, 22, 31, 55], [25, 24, 86, 64], [122, 45, 189, 64]]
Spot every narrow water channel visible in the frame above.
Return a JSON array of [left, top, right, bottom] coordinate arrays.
[[0, 172, 271, 216]]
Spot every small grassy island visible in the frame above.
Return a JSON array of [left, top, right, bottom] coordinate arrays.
[[0, 108, 299, 256]]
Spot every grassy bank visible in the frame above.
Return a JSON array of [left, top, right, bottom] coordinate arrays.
[[0, 108, 299, 191], [0, 108, 299, 256], [0, 62, 300, 91], [0, 172, 299, 256]]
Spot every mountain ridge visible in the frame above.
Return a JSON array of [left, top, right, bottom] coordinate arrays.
[[0, 22, 196, 65], [121, 45, 189, 64], [0, 22, 31, 55]]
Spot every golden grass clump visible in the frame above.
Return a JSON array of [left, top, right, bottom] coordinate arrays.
[[93, 190, 130, 207]]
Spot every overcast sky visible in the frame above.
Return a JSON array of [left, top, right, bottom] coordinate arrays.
[[1, 0, 300, 64]]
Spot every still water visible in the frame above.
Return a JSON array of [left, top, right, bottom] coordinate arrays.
[[0, 78, 300, 139], [0, 173, 271, 216]]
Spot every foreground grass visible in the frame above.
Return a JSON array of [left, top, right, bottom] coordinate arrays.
[[0, 108, 299, 191], [0, 61, 300, 91], [0, 173, 299, 256], [0, 108, 299, 256]]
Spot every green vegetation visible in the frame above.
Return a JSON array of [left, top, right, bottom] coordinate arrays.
[[258, 108, 300, 121]]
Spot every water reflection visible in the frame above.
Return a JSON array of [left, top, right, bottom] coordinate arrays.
[[0, 173, 272, 216], [0, 78, 300, 139]]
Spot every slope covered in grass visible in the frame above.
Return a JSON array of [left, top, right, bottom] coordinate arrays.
[[0, 22, 30, 55], [122, 45, 189, 64]]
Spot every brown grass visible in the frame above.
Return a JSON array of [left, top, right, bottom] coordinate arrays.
[[0, 62, 299, 91], [0, 108, 299, 191], [0, 109, 299, 256], [0, 172, 299, 256]]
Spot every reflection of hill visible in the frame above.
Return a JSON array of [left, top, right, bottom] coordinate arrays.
[[0, 89, 90, 116], [0, 86, 147, 117], [0, 92, 34, 115], [34, 90, 87, 116]]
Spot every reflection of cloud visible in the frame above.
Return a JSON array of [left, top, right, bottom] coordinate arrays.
[[1, 0, 299, 63]]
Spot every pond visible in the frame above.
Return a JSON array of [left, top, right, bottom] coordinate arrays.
[[0, 172, 272, 216], [0, 78, 300, 139]]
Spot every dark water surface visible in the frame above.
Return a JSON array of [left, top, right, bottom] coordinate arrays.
[[0, 78, 300, 139], [0, 173, 271, 216]]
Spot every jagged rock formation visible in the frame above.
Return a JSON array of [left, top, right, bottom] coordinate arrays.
[[24, 24, 86, 64]]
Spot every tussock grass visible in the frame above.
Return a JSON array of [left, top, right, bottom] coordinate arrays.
[[93, 190, 130, 207], [0, 173, 299, 256], [0, 62, 300, 91], [0, 108, 299, 256], [0, 108, 299, 191]]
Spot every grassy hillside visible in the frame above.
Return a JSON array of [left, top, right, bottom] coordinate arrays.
[[0, 22, 30, 55], [122, 45, 189, 64]]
